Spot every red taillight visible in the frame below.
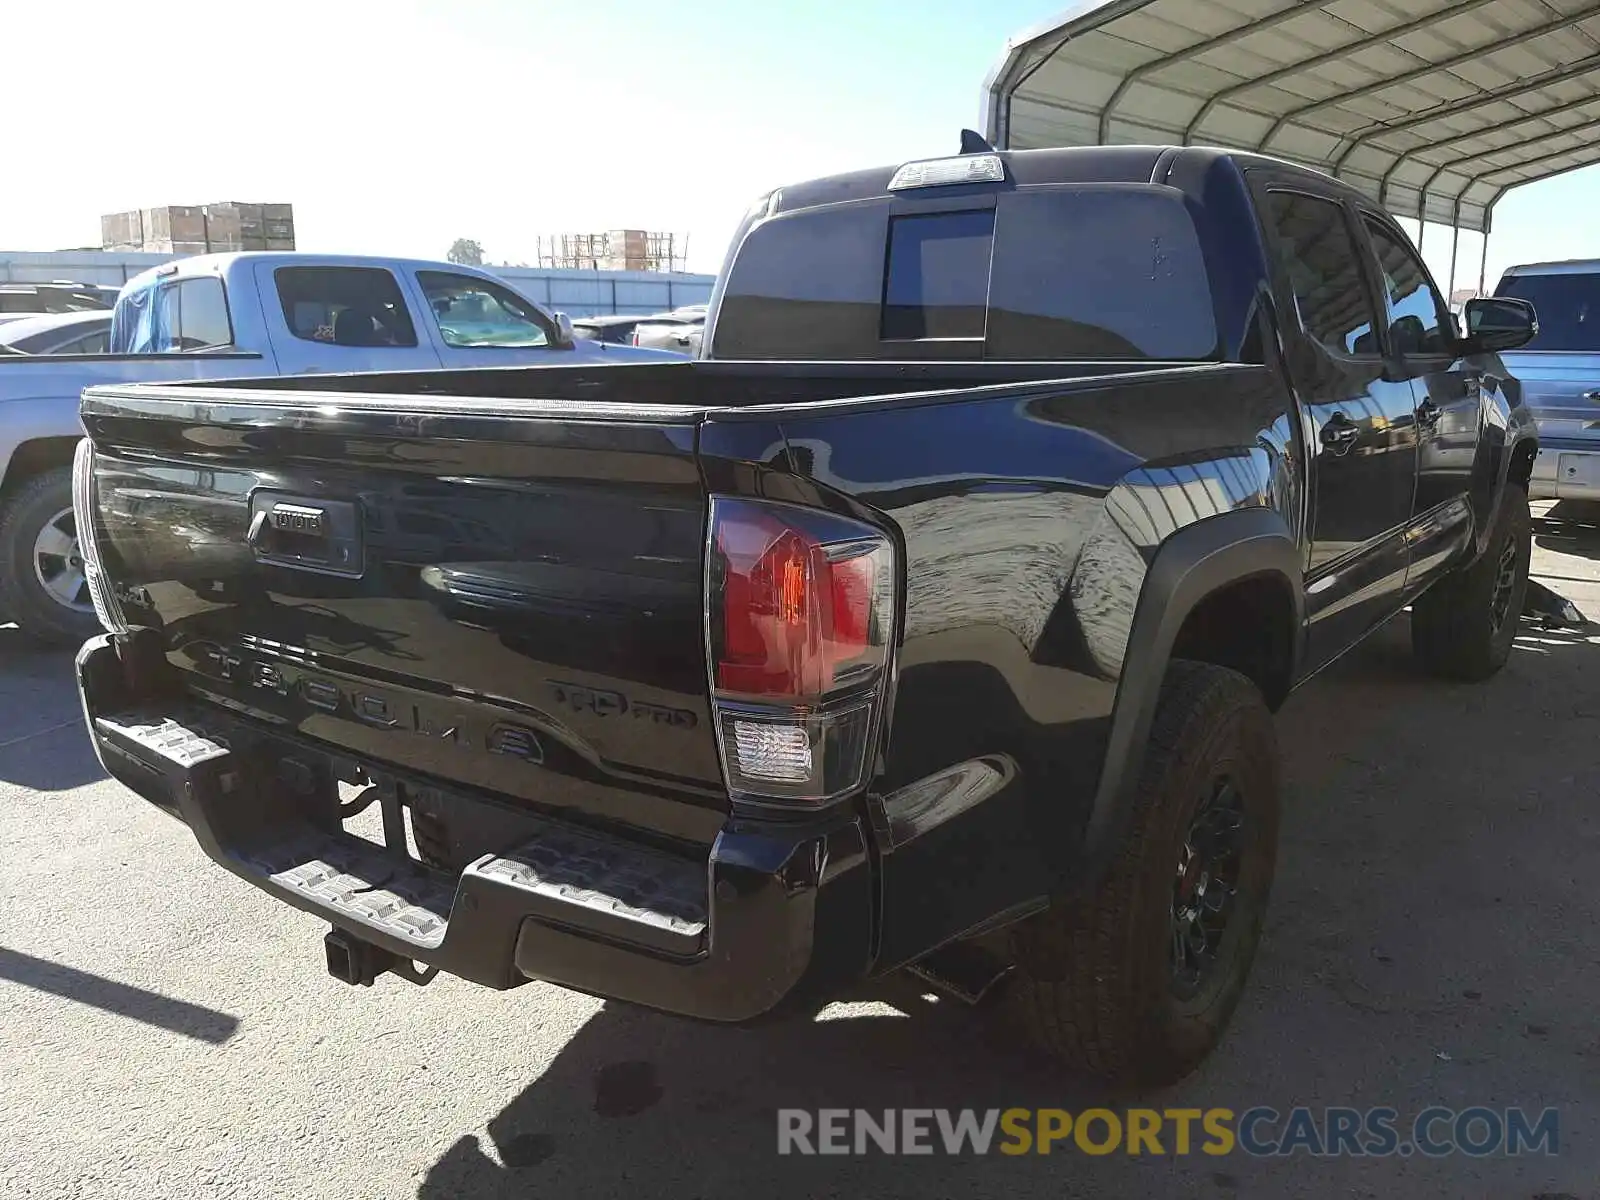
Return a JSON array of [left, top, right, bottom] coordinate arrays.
[[707, 498, 896, 807], [716, 518, 878, 698]]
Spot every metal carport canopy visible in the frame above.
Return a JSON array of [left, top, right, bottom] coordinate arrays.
[[983, 0, 1600, 235]]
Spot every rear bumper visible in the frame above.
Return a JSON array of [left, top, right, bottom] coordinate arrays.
[[77, 635, 873, 1022], [1531, 440, 1600, 502]]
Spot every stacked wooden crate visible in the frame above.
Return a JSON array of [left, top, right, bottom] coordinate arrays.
[[598, 229, 652, 272], [101, 203, 296, 254]]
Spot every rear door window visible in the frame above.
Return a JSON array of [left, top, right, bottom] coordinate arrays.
[[1496, 271, 1600, 351], [274, 266, 418, 347], [1262, 192, 1383, 358]]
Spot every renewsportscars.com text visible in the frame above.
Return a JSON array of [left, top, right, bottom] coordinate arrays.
[[777, 1106, 1559, 1158]]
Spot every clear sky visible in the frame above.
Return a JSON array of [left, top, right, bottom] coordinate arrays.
[[3, 0, 1597, 291]]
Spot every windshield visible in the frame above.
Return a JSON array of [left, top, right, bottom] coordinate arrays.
[[1496, 271, 1600, 351], [0, 313, 106, 351], [0, 289, 108, 315]]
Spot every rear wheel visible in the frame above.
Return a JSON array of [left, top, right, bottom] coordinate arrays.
[[0, 467, 103, 648], [1004, 661, 1280, 1086], [1411, 486, 1531, 681]]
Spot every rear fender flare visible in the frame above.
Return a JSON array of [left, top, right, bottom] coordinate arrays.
[[1475, 424, 1538, 558], [1080, 506, 1303, 882]]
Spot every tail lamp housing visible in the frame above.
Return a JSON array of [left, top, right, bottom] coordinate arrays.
[[71, 438, 128, 635], [705, 497, 897, 809]]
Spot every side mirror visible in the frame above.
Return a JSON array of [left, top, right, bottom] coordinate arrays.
[[552, 311, 575, 346], [1463, 296, 1538, 353]]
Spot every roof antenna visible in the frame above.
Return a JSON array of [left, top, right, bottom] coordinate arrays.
[[960, 129, 995, 155]]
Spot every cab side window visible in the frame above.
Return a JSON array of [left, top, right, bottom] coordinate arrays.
[[1263, 192, 1383, 359], [274, 267, 419, 348], [1362, 217, 1454, 357], [154, 277, 234, 351], [417, 272, 551, 348]]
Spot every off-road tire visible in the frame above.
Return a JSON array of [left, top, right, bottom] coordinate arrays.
[[1005, 661, 1281, 1087], [0, 467, 102, 648], [1411, 485, 1531, 681]]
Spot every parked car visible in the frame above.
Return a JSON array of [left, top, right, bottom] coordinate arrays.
[[0, 280, 117, 327], [73, 143, 1537, 1087], [0, 251, 681, 645], [1493, 260, 1600, 501], [631, 314, 703, 352], [0, 311, 113, 355], [570, 314, 684, 345], [570, 315, 638, 344]]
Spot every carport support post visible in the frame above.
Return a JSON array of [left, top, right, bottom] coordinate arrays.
[[1448, 216, 1462, 299], [1479, 233, 1490, 296]]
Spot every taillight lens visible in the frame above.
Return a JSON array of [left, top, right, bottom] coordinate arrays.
[[71, 438, 128, 635], [707, 498, 896, 807]]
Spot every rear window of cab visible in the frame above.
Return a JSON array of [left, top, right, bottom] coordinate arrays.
[[712, 185, 1219, 362]]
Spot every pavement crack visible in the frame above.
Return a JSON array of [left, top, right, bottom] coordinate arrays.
[[0, 718, 81, 752]]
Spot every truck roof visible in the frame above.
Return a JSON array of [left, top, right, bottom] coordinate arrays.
[[1500, 259, 1600, 276], [769, 144, 1371, 216], [120, 251, 515, 291]]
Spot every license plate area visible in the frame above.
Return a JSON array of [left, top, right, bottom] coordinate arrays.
[[302, 755, 556, 876], [1556, 451, 1600, 493]]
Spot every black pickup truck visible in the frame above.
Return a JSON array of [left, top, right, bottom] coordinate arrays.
[[73, 142, 1540, 1085]]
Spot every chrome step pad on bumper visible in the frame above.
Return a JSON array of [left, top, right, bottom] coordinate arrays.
[[92, 708, 709, 975]]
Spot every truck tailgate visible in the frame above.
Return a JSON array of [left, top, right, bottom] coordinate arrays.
[[80, 385, 726, 848]]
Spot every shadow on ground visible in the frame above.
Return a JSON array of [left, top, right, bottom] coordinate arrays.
[[0, 629, 102, 791], [415, 617, 1600, 1200], [0, 947, 238, 1044], [1533, 500, 1600, 561]]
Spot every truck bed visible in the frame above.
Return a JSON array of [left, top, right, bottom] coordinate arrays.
[[149, 356, 1200, 411], [78, 354, 1229, 846]]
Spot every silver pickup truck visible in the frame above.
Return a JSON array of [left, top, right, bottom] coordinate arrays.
[[1496, 260, 1600, 503], [0, 252, 678, 645]]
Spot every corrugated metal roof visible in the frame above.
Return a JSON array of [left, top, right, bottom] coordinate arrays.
[[983, 0, 1600, 233]]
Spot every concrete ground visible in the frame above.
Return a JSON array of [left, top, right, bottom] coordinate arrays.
[[3, 502, 1598, 1199]]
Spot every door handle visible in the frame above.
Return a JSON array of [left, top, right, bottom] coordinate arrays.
[[1320, 415, 1359, 454]]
